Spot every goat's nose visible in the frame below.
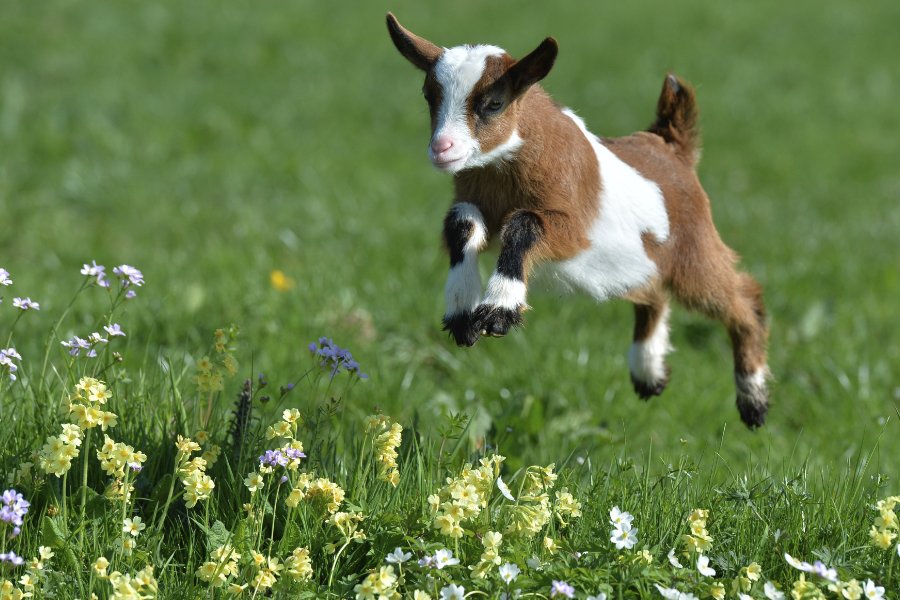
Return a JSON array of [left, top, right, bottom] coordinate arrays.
[[431, 136, 453, 154]]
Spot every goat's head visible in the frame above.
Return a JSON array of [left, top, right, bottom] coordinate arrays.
[[387, 13, 558, 174]]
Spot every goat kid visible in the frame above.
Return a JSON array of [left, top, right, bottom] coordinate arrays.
[[386, 14, 771, 428]]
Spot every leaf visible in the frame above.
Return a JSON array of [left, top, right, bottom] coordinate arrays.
[[70, 486, 109, 520], [208, 520, 230, 551], [233, 519, 252, 554], [42, 515, 67, 550]]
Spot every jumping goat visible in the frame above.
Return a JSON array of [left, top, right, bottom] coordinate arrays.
[[386, 14, 771, 428]]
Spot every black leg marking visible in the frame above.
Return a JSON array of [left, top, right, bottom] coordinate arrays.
[[630, 367, 670, 400], [442, 313, 480, 347], [495, 211, 544, 280], [471, 304, 523, 338], [444, 213, 474, 268]]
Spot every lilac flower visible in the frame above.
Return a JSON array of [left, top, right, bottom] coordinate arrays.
[[282, 447, 306, 461], [81, 261, 110, 287], [811, 561, 838, 582], [0, 349, 21, 381], [1, 489, 29, 528], [309, 338, 369, 379], [418, 555, 436, 568], [12, 297, 39, 310], [259, 450, 288, 468], [89, 332, 108, 344], [113, 265, 144, 287], [61, 336, 91, 357], [551, 581, 575, 598], [0, 551, 24, 566], [0, 268, 11, 286], [104, 323, 126, 337], [128, 463, 143, 473], [125, 290, 136, 299], [280, 476, 288, 483]]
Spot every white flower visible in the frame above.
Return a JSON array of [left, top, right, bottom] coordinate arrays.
[[440, 584, 465, 600], [784, 553, 813, 572], [526, 555, 543, 570], [655, 585, 682, 600], [497, 476, 515, 501], [433, 549, 459, 569], [764, 582, 785, 600], [610, 524, 638, 550], [385, 547, 412, 564], [739, 595, 753, 600], [697, 555, 716, 577], [500, 591, 522, 600], [498, 562, 520, 584], [863, 580, 884, 600], [609, 506, 634, 527], [681, 593, 699, 600], [586, 594, 607, 600], [667, 549, 683, 568]]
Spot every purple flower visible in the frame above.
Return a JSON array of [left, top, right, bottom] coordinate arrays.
[[125, 290, 136, 299], [280, 476, 288, 483], [0, 349, 21, 381], [12, 297, 39, 310], [0, 551, 24, 566], [128, 463, 143, 473], [282, 447, 306, 460], [308, 343, 317, 354], [0, 268, 11, 286], [81, 260, 109, 286], [418, 555, 436, 568], [104, 323, 126, 337], [259, 450, 288, 467], [113, 265, 144, 287], [551, 581, 575, 599], [1, 489, 29, 527], [812, 561, 838, 582], [309, 338, 368, 380]]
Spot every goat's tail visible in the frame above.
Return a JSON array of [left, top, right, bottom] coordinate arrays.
[[648, 73, 701, 166]]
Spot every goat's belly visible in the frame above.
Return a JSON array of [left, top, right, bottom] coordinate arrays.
[[550, 109, 671, 302]]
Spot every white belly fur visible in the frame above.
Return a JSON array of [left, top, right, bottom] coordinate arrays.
[[547, 109, 670, 302]]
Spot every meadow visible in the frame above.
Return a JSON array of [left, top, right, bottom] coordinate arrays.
[[0, 0, 899, 597]]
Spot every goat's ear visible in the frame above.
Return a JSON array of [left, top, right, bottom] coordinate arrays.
[[508, 37, 558, 97], [386, 13, 443, 71]]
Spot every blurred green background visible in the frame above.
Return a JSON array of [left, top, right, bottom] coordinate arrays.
[[1, 0, 898, 477]]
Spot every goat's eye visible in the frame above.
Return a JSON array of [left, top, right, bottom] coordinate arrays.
[[488, 99, 504, 111]]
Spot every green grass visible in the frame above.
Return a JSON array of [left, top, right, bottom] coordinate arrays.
[[1, 0, 899, 479]]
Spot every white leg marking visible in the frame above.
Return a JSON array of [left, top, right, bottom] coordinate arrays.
[[627, 305, 673, 384], [735, 367, 770, 402], [482, 273, 527, 310], [445, 204, 487, 316], [552, 109, 670, 301]]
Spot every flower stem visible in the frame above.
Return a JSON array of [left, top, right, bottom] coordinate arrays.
[[79, 427, 93, 548]]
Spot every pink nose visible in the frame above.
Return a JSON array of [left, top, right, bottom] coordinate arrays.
[[431, 136, 454, 154]]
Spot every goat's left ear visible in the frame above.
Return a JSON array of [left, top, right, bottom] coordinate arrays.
[[508, 37, 559, 97], [386, 13, 443, 71]]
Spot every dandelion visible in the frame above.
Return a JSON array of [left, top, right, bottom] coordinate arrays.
[[697, 555, 716, 577], [498, 562, 520, 584], [551, 580, 575, 598], [440, 584, 465, 600], [385, 547, 412, 563]]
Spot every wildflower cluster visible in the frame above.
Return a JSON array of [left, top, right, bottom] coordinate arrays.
[[867, 495, 899, 550], [11, 297, 39, 311], [682, 508, 713, 554], [1, 489, 29, 540], [193, 327, 240, 393], [430, 456, 506, 540], [66, 377, 118, 431], [303, 478, 346, 515], [174, 436, 215, 507], [61, 324, 125, 359], [325, 511, 367, 553], [106, 565, 158, 599], [308, 337, 368, 379], [0, 349, 21, 381], [366, 414, 402, 486], [784, 552, 884, 600], [38, 424, 82, 477], [197, 545, 239, 588], [354, 564, 399, 599], [97, 434, 147, 480], [504, 463, 559, 538], [265, 408, 308, 470], [609, 507, 639, 550]]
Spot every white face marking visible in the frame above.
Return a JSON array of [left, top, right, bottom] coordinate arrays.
[[628, 305, 673, 384], [445, 203, 487, 316], [549, 109, 670, 301], [431, 45, 516, 173], [482, 273, 528, 310]]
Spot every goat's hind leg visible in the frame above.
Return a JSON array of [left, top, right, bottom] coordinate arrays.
[[626, 283, 673, 399]]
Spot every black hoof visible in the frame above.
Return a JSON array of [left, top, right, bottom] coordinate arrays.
[[471, 304, 523, 338], [735, 371, 770, 429], [630, 370, 669, 400], [442, 313, 480, 347]]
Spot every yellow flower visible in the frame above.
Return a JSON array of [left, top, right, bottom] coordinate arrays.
[[223, 355, 239, 377], [543, 537, 559, 554], [227, 583, 248, 596], [746, 562, 762, 581], [483, 531, 502, 550], [283, 408, 302, 424], [99, 411, 118, 431], [270, 270, 295, 292], [870, 526, 897, 549], [88, 383, 113, 405], [434, 514, 456, 536], [710, 582, 725, 600], [176, 436, 201, 455], [244, 472, 264, 493]]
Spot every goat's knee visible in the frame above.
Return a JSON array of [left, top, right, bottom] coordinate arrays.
[[442, 203, 488, 347]]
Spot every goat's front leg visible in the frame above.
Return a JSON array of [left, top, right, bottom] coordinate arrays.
[[442, 203, 489, 347], [472, 210, 545, 338]]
